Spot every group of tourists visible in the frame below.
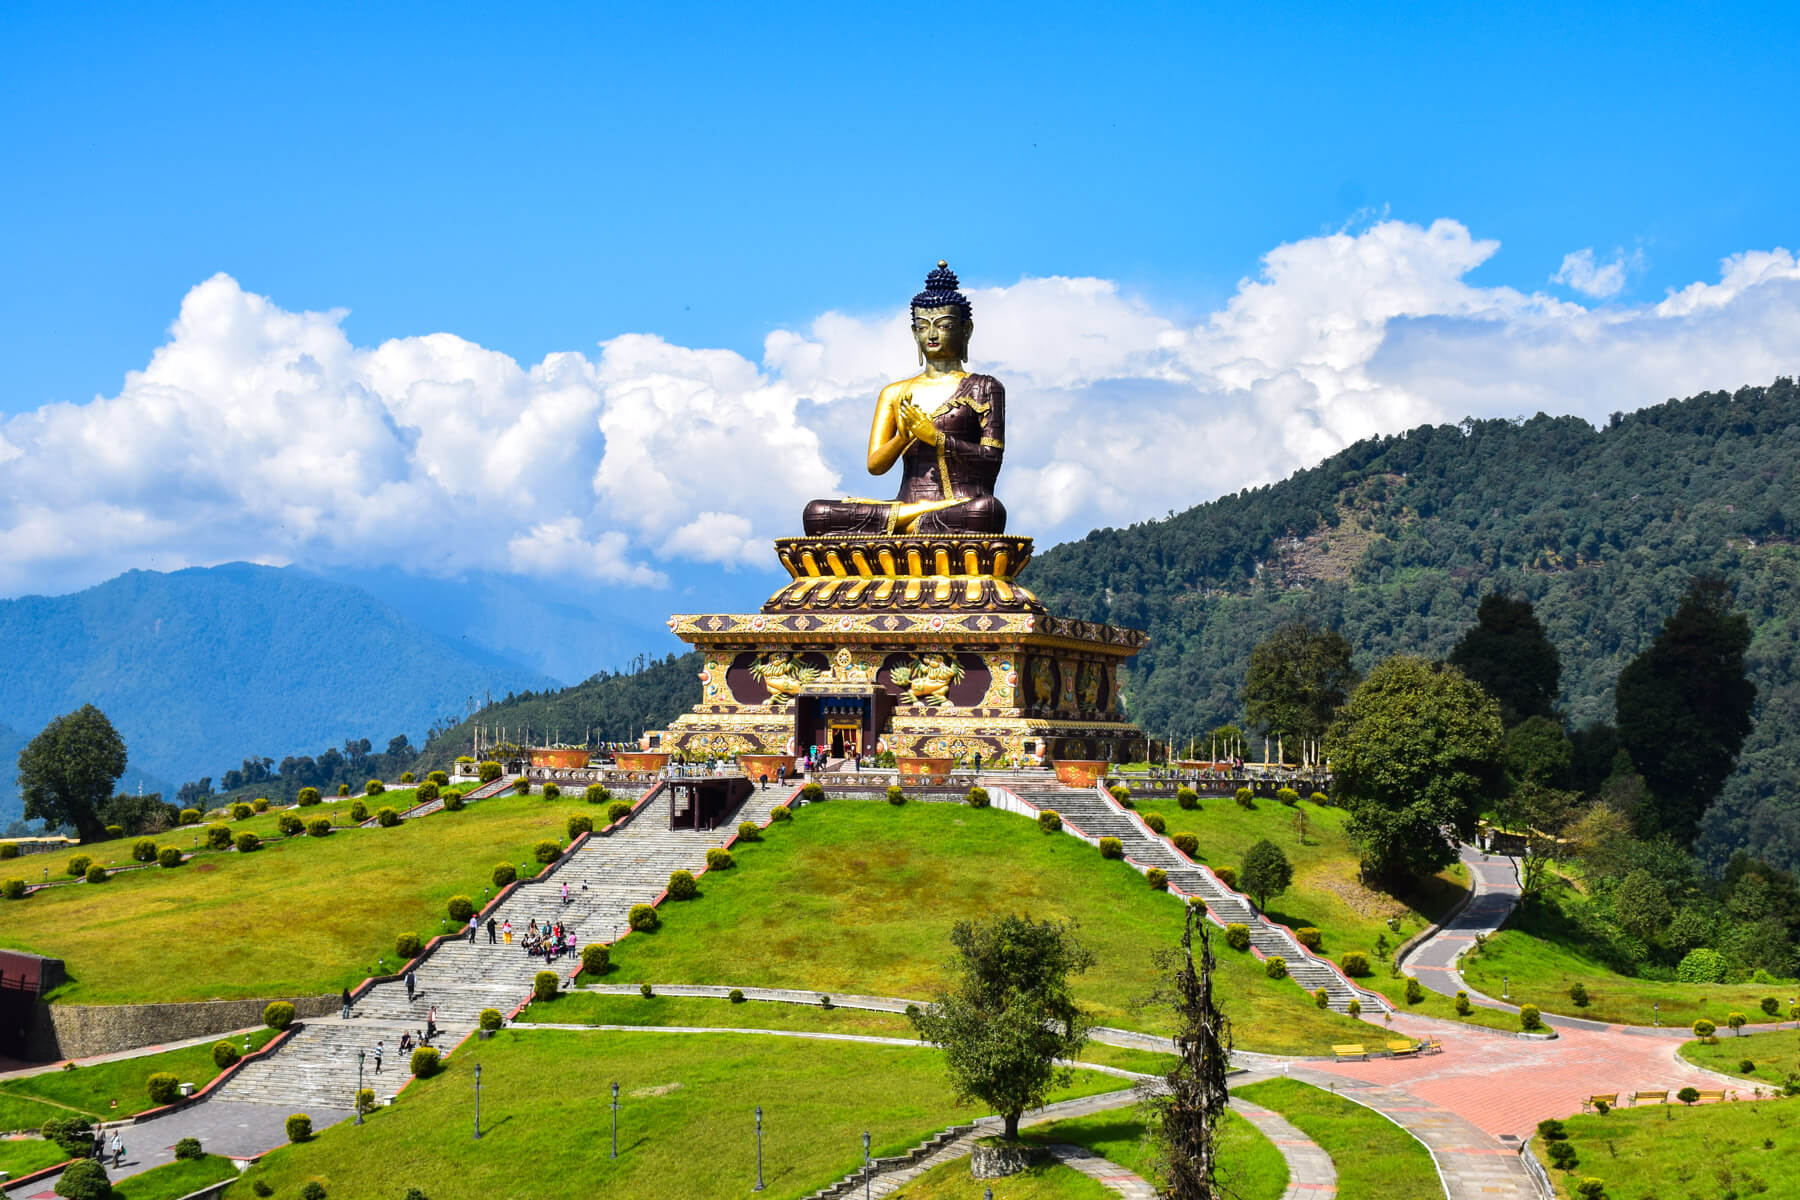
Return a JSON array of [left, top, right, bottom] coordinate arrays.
[[89, 1128, 123, 1168], [519, 917, 575, 961]]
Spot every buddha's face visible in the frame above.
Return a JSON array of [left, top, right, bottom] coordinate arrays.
[[911, 306, 969, 363]]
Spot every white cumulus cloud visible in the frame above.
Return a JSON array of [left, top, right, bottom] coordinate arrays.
[[1553, 246, 1646, 298]]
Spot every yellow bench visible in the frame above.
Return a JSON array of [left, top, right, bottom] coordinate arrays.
[[1387, 1039, 1419, 1057], [1695, 1090, 1729, 1104], [1332, 1044, 1367, 1061], [1582, 1093, 1618, 1112], [1629, 1090, 1667, 1106], [1420, 1035, 1443, 1054]]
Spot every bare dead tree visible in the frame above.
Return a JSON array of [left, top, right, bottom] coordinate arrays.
[[1141, 902, 1234, 1199]]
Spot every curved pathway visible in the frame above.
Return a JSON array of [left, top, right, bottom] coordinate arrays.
[[1227, 1096, 1337, 1198]]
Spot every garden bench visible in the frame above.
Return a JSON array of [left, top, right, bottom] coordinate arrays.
[[1628, 1090, 1667, 1106], [1418, 1035, 1443, 1054], [1694, 1090, 1728, 1104], [1332, 1044, 1367, 1061], [1582, 1093, 1618, 1112], [1387, 1039, 1419, 1057]]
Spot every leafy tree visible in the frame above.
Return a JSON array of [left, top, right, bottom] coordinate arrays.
[[1325, 656, 1503, 884], [1448, 593, 1562, 726], [1616, 577, 1756, 846], [1613, 869, 1672, 944], [1241, 621, 1357, 744], [1503, 716, 1573, 788], [17, 705, 128, 843], [1239, 839, 1293, 910], [908, 914, 1095, 1141], [1494, 781, 1582, 902], [1142, 903, 1232, 1199]]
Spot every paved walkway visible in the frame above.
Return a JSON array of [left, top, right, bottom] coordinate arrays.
[[1228, 1095, 1337, 1198], [1042, 1144, 1157, 1198]]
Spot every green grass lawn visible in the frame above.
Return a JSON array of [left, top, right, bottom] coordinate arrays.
[[1233, 1077, 1436, 1200], [229, 784, 479, 839], [0, 1093, 75, 1135], [114, 1154, 239, 1200], [1541, 1097, 1800, 1200], [0, 1029, 280, 1118], [1462, 877, 1796, 1026], [528, 990, 1179, 1076], [1023, 1109, 1287, 1200], [0, 1136, 71, 1177], [889, 1154, 1111, 1198], [1677, 1028, 1800, 1089], [600, 802, 1369, 1052], [1362, 971, 1532, 1033], [229, 1029, 1124, 1200], [1, 794, 596, 1003]]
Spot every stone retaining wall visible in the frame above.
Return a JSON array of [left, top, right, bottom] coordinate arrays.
[[26, 994, 337, 1060]]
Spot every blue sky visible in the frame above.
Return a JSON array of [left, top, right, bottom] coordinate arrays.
[[2, 1, 1798, 604]]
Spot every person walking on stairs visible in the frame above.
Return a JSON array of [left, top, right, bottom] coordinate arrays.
[[467, 914, 479, 943], [487, 916, 498, 943], [426, 1006, 437, 1044], [340, 987, 352, 1019], [503, 919, 513, 944], [405, 969, 416, 1002], [373, 1041, 384, 1073]]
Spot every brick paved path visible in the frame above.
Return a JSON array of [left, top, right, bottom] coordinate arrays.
[[1229, 1094, 1337, 1197]]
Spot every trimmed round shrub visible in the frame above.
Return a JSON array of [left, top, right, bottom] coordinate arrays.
[[428, 771, 449, 787], [1677, 1086, 1700, 1105], [628, 903, 659, 932], [1143, 812, 1166, 834], [1265, 955, 1288, 980], [1224, 923, 1251, 951], [264, 1001, 295, 1030], [132, 838, 157, 862], [286, 1113, 313, 1142], [1405, 976, 1425, 1004], [337, 784, 350, 797], [1109, 784, 1131, 805], [277, 814, 303, 836], [567, 814, 593, 839], [67, 854, 93, 877], [410, 1047, 441, 1078], [1346, 998, 1362, 1018], [42, 1115, 95, 1158], [1295, 927, 1323, 950], [1740, 1058, 1757, 1074], [511, 777, 532, 795], [2, 878, 27, 899], [1677, 947, 1727, 983], [1454, 991, 1473, 1016], [85, 863, 108, 884], [365, 780, 385, 796], [736, 821, 760, 842], [580, 943, 609, 976], [447, 895, 475, 921], [174, 1136, 205, 1161], [1537, 1117, 1567, 1141], [376, 807, 400, 827], [1727, 1011, 1748, 1034], [966, 786, 990, 808], [1691, 1018, 1716, 1039], [533, 970, 559, 1002], [729, 988, 746, 1003], [886, 785, 907, 805], [355, 1088, 375, 1116], [146, 1071, 181, 1104], [799, 782, 824, 803], [1314, 988, 1329, 1009], [492, 863, 516, 887], [252, 798, 269, 812], [1172, 832, 1199, 857], [1548, 1140, 1578, 1170], [478, 761, 503, 782], [179, 807, 202, 824], [1038, 809, 1062, 833], [770, 805, 793, 822], [1215, 865, 1238, 890], [1275, 787, 1299, 807], [234, 831, 260, 853], [1176, 786, 1199, 810], [608, 801, 633, 825], [1098, 836, 1124, 860], [1311, 791, 1329, 805], [443, 792, 465, 812], [1568, 981, 1589, 1007], [0, 842, 16, 859], [480, 1008, 503, 1032], [104, 825, 124, 840], [400, 772, 415, 783], [301, 1184, 326, 1200], [1234, 787, 1254, 808], [396, 932, 422, 959], [1520, 1003, 1543, 1031], [204, 823, 232, 850], [306, 817, 331, 837], [640, 982, 655, 998], [213, 1040, 241, 1069], [1340, 952, 1372, 977], [706, 847, 733, 870], [53, 1159, 112, 1200], [296, 787, 321, 807], [533, 839, 561, 864], [230, 802, 253, 821], [1146, 867, 1167, 889], [542, 783, 561, 800], [1762, 995, 1781, 1016], [667, 869, 698, 899], [415, 781, 439, 804], [583, 784, 609, 804], [157, 847, 181, 867]]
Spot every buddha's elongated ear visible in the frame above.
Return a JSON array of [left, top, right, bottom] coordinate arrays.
[[959, 317, 974, 363]]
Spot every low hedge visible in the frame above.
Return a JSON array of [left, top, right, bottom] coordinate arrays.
[[584, 784, 612, 805], [132, 838, 158, 862], [447, 895, 475, 921], [567, 814, 593, 839], [534, 840, 561, 864], [1146, 867, 1167, 889], [492, 863, 517, 887], [1172, 832, 1199, 857], [4, 877, 29, 898], [480, 1008, 503, 1032], [667, 869, 699, 899], [478, 761, 503, 782], [1143, 812, 1166, 834], [1098, 837, 1124, 860], [1176, 786, 1199, 810], [580, 943, 610, 976], [444, 792, 465, 811], [158, 847, 182, 867], [146, 1070, 181, 1105], [410, 1047, 441, 1078], [607, 801, 633, 825], [296, 787, 321, 807], [1340, 952, 1371, 977], [376, 807, 400, 827], [629, 903, 659, 932], [395, 932, 423, 959], [1037, 810, 1062, 833], [264, 1001, 296, 1030], [204, 823, 232, 850], [542, 783, 562, 800], [305, 817, 331, 837], [278, 814, 304, 836], [966, 786, 990, 808], [533, 970, 559, 1002], [770, 805, 792, 822], [234, 831, 261, 853], [213, 1039, 241, 1069], [706, 847, 733, 870], [85, 863, 108, 883], [1224, 923, 1251, 950], [1295, 926, 1323, 950]]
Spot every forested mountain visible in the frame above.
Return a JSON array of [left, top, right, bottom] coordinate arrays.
[[417, 652, 702, 768], [0, 564, 556, 805], [1022, 377, 1800, 873]]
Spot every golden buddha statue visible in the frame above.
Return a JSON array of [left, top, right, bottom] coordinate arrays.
[[802, 262, 1007, 536]]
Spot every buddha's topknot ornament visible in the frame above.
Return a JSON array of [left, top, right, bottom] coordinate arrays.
[[911, 259, 971, 321]]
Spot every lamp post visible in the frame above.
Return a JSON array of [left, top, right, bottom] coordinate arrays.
[[610, 1081, 619, 1159], [754, 1105, 764, 1191], [473, 1062, 482, 1140], [355, 1049, 366, 1125], [1502, 974, 1509, 1000], [863, 1130, 872, 1200], [1653, 1002, 1660, 1027]]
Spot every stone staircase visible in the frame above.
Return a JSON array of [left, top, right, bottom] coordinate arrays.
[[1007, 783, 1383, 1015], [215, 781, 794, 1112]]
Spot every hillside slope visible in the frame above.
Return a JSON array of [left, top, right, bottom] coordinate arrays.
[[1021, 377, 1800, 872], [0, 563, 555, 800]]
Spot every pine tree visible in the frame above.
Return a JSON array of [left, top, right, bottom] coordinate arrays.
[[1144, 903, 1232, 1198], [1447, 594, 1562, 726]]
